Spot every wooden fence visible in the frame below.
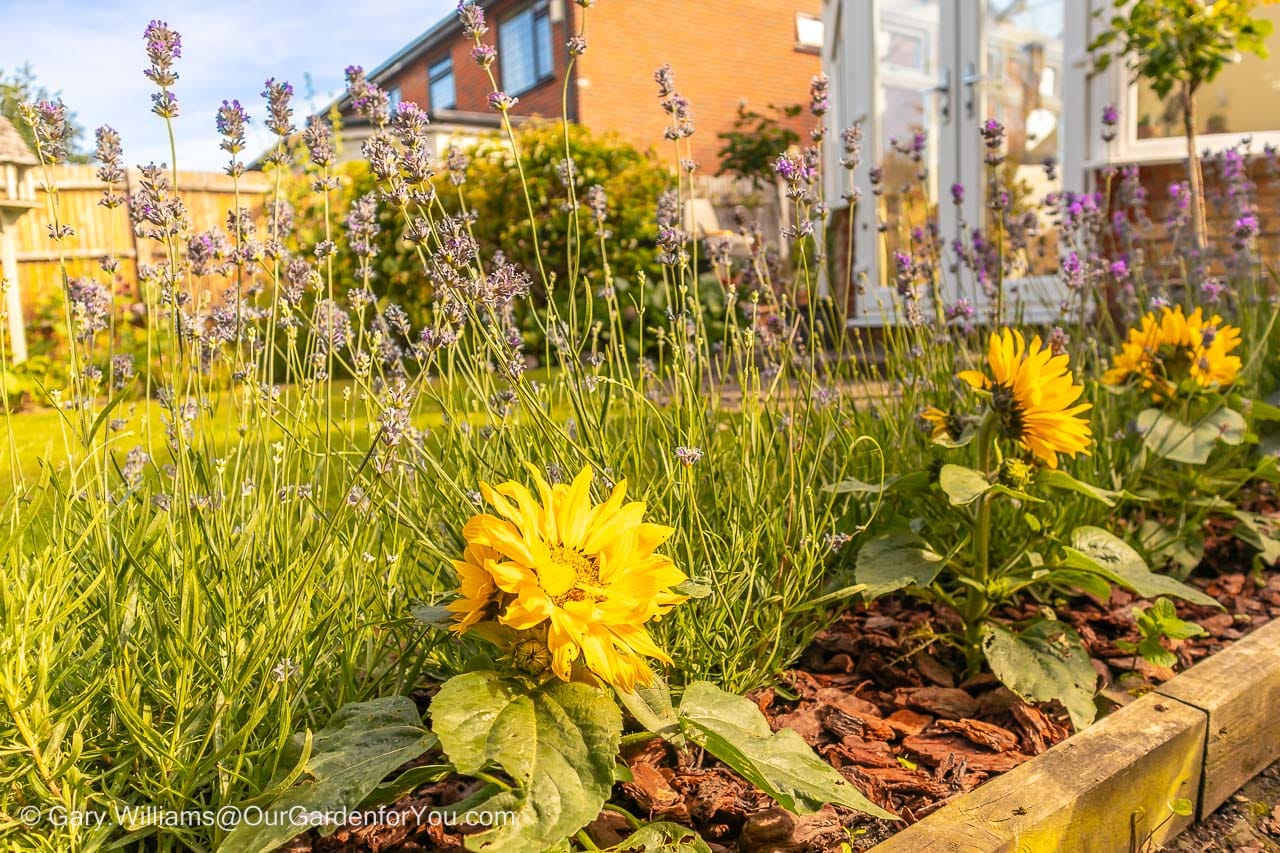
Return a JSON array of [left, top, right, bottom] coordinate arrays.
[[13, 165, 273, 315]]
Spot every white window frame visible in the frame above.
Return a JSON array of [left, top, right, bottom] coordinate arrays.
[[796, 12, 825, 53], [1084, 0, 1280, 167], [429, 57, 456, 110], [499, 0, 555, 96], [881, 22, 932, 75]]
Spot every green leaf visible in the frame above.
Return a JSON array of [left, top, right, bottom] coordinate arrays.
[[609, 821, 712, 852], [795, 583, 868, 612], [218, 697, 436, 853], [1042, 569, 1114, 601], [616, 673, 682, 741], [1137, 636, 1178, 669], [855, 531, 946, 599], [1141, 598, 1206, 641], [677, 681, 896, 820], [412, 603, 454, 629], [932, 428, 975, 448], [1230, 510, 1280, 566], [1038, 469, 1134, 506], [360, 764, 453, 810], [1170, 797, 1194, 817], [1064, 526, 1220, 608], [825, 475, 887, 494], [1139, 519, 1205, 577], [1242, 397, 1280, 422], [673, 579, 712, 599], [938, 464, 991, 506], [824, 471, 929, 496], [1137, 407, 1246, 465], [430, 670, 622, 852], [981, 620, 1098, 731]]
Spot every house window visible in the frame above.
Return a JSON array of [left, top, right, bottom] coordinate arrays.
[[500, 0, 554, 95], [795, 13, 824, 52], [387, 87, 402, 114], [1134, 30, 1280, 139], [1099, 2, 1280, 161], [882, 27, 929, 73], [429, 57, 456, 110]]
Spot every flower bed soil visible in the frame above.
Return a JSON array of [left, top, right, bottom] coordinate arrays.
[[286, 526, 1280, 853]]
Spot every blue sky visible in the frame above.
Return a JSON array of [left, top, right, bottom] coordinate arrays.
[[0, 0, 455, 169]]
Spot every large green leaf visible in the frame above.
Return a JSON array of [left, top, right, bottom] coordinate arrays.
[[939, 464, 991, 506], [1230, 510, 1280, 566], [1137, 407, 1245, 465], [677, 681, 896, 820], [981, 620, 1098, 731], [855, 531, 945, 599], [431, 670, 622, 851], [1064, 526, 1219, 608], [609, 822, 712, 852], [1038, 469, 1138, 506], [824, 471, 929, 496], [218, 696, 436, 853], [617, 673, 682, 741]]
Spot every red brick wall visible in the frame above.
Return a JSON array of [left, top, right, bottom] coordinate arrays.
[[359, 0, 822, 169], [576, 0, 823, 166], [1105, 159, 1280, 264], [373, 0, 576, 118]]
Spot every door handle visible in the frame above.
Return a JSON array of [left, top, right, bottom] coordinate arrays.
[[919, 67, 952, 124], [962, 63, 985, 119]]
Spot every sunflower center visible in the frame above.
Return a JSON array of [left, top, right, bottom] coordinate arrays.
[[1154, 343, 1194, 383], [989, 382, 1025, 441], [546, 544, 602, 605]]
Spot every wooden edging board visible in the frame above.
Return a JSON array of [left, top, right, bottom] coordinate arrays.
[[869, 618, 1280, 852]]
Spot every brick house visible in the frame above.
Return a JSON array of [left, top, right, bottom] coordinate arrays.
[[330, 0, 823, 171]]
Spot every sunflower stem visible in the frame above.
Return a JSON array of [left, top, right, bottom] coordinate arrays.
[[963, 410, 999, 676]]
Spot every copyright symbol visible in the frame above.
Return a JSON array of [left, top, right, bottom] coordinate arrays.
[[18, 806, 40, 826]]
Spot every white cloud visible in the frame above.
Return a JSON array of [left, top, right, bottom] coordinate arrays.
[[0, 0, 455, 169]]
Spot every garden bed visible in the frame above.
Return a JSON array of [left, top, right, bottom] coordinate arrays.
[[286, 538, 1280, 852]]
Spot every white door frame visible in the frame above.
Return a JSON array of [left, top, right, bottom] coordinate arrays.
[[826, 0, 1089, 326]]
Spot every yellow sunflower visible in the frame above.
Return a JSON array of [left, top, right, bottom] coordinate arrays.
[[1103, 305, 1242, 398], [958, 329, 1093, 469], [451, 465, 687, 691], [921, 406, 961, 441], [445, 543, 501, 632]]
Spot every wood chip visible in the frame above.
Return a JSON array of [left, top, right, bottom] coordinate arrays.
[[912, 651, 956, 687], [818, 704, 895, 741], [894, 686, 980, 720], [934, 718, 1021, 753], [1010, 701, 1069, 754], [902, 733, 1031, 773], [885, 709, 932, 738]]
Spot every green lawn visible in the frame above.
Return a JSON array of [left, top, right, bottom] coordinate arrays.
[[0, 369, 562, 491]]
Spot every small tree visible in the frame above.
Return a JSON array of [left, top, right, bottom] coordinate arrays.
[[1, 63, 88, 160], [716, 101, 802, 189], [1091, 0, 1273, 254]]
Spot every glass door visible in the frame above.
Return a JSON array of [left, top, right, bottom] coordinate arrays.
[[975, 0, 1068, 322], [836, 0, 962, 325], [829, 0, 1080, 325]]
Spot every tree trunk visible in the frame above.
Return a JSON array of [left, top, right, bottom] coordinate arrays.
[[1183, 82, 1208, 262]]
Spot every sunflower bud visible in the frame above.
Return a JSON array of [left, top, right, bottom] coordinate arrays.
[[510, 638, 552, 675], [999, 457, 1036, 490]]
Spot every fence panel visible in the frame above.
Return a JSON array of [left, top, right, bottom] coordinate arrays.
[[14, 165, 272, 316]]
